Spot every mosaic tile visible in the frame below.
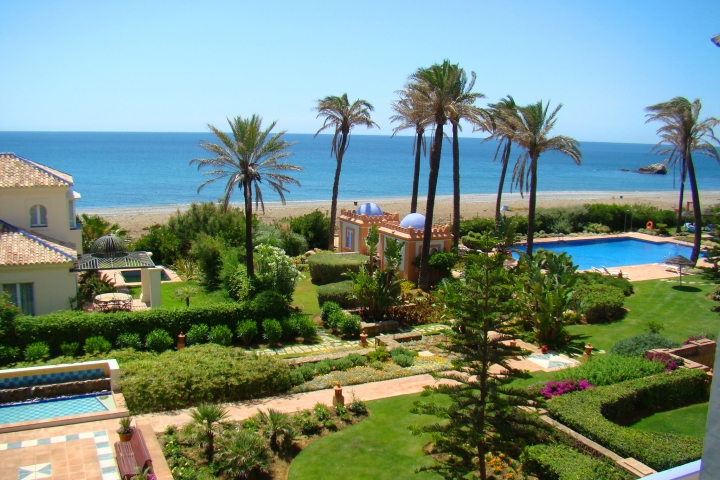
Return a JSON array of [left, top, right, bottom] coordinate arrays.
[[18, 462, 51, 479], [0, 368, 106, 389], [0, 395, 108, 424]]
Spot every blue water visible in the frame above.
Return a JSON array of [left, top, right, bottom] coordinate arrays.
[[527, 237, 696, 270], [1, 132, 718, 210], [0, 393, 109, 424]]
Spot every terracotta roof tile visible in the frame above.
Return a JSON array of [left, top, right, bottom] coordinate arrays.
[[0, 153, 73, 188], [0, 220, 76, 266]]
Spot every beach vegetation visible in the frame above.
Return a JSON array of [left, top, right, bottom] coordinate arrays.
[[314, 93, 379, 250], [285, 209, 330, 251], [390, 95, 430, 213], [190, 115, 302, 277]]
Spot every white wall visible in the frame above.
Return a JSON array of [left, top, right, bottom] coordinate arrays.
[[0, 264, 77, 315]]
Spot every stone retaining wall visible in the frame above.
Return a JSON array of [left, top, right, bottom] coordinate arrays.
[[646, 338, 716, 373]]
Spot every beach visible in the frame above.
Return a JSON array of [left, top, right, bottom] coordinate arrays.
[[79, 190, 720, 240]]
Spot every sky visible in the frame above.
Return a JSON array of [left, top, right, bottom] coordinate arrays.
[[1, 1, 719, 144]]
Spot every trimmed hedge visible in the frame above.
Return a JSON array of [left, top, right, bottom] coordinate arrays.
[[572, 284, 625, 323], [317, 280, 359, 309], [554, 354, 666, 386], [609, 334, 681, 357], [546, 369, 710, 471], [308, 252, 368, 285], [521, 444, 632, 480]]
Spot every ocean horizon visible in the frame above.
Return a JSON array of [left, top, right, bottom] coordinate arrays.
[[1, 132, 718, 210]]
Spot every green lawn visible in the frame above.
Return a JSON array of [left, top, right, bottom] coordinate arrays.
[[292, 277, 320, 317], [289, 393, 447, 480], [127, 281, 233, 309], [629, 402, 709, 438], [565, 277, 720, 352]]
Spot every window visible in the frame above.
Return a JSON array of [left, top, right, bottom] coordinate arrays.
[[30, 205, 47, 227], [2, 283, 35, 316], [346, 229, 354, 250]]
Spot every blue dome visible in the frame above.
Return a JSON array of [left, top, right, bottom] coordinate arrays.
[[400, 213, 426, 230], [356, 202, 383, 216]]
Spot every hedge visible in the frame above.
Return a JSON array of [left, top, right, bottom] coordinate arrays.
[[521, 444, 633, 480], [573, 284, 626, 323], [609, 333, 681, 357], [119, 344, 291, 413], [308, 252, 368, 285], [316, 280, 359, 309], [546, 369, 710, 471]]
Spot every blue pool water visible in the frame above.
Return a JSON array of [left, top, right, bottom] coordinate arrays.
[[0, 393, 109, 424], [523, 237, 697, 270]]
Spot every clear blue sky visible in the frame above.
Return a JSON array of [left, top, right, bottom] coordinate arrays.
[[1, 1, 718, 144]]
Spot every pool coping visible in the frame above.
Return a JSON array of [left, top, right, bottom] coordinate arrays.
[[0, 392, 128, 434], [531, 232, 700, 248]]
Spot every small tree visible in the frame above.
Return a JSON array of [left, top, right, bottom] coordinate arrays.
[[172, 285, 200, 307], [251, 244, 303, 300], [412, 230, 547, 480], [189, 403, 229, 461]]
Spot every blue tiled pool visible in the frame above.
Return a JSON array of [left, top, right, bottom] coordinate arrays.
[[0, 393, 112, 424], [517, 237, 698, 270]]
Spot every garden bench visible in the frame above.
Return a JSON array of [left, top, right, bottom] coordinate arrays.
[[114, 427, 155, 480]]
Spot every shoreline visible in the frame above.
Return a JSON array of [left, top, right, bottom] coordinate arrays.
[[79, 190, 720, 239]]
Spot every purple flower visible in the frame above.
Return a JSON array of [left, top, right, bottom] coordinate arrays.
[[540, 379, 594, 399]]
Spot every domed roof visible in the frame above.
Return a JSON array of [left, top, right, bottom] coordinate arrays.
[[90, 234, 128, 258], [356, 202, 383, 216], [400, 213, 426, 230]]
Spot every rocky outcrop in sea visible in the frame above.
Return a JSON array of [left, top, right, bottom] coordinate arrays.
[[633, 163, 668, 174]]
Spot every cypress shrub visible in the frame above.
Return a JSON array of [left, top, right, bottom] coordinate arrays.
[[317, 280, 358, 309], [308, 252, 367, 285]]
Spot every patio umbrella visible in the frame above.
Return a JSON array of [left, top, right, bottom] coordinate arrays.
[[664, 255, 695, 285]]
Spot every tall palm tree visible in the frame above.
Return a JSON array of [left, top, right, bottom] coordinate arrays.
[[406, 60, 462, 290], [646, 97, 720, 262], [390, 94, 430, 213], [191, 115, 301, 276], [189, 403, 229, 461], [315, 94, 379, 250], [482, 96, 517, 225], [493, 101, 581, 257]]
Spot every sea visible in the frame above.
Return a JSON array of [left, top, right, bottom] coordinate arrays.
[[1, 132, 718, 211]]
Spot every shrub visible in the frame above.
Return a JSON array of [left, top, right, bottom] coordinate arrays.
[[115, 333, 142, 350], [313, 403, 331, 422], [297, 364, 316, 382], [185, 324, 210, 345], [521, 444, 632, 480], [145, 329, 174, 353], [572, 284, 625, 323], [190, 233, 224, 288], [208, 325, 233, 346], [288, 314, 316, 340], [367, 345, 390, 363], [428, 251, 457, 277], [338, 314, 362, 337], [325, 310, 346, 333], [392, 354, 414, 367], [547, 370, 709, 471], [24, 342, 50, 362], [0, 345, 20, 366], [250, 291, 291, 323], [320, 301, 342, 324], [227, 265, 253, 301], [609, 334, 681, 357], [646, 351, 683, 371], [645, 320, 664, 334], [60, 341, 80, 357], [459, 216, 496, 237], [331, 357, 353, 371], [279, 230, 309, 257], [236, 320, 258, 345], [288, 369, 305, 386], [251, 244, 303, 300], [262, 319, 283, 345], [84, 336, 112, 354], [390, 347, 417, 358], [308, 252, 368, 285], [314, 360, 331, 375], [583, 222, 612, 234], [346, 353, 366, 367], [347, 395, 368, 416], [317, 280, 358, 309], [370, 361, 384, 370], [120, 344, 291, 413], [575, 271, 634, 296], [555, 354, 667, 386], [288, 210, 330, 250]]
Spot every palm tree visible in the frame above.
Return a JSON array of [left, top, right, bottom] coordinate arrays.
[[189, 403, 229, 461], [482, 96, 518, 225], [390, 94, 430, 213], [214, 429, 271, 479], [171, 285, 200, 307], [646, 97, 720, 262], [191, 115, 301, 276], [255, 408, 296, 452], [493, 100, 581, 257], [314, 94, 379, 250], [80, 213, 127, 252]]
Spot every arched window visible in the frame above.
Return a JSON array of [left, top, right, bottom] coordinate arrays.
[[30, 205, 47, 227]]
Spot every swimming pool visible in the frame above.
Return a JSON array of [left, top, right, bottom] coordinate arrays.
[[520, 237, 697, 270], [120, 268, 171, 283], [0, 392, 114, 424]]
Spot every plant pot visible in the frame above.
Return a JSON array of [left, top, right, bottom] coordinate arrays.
[[118, 430, 133, 442], [509, 341, 516, 347]]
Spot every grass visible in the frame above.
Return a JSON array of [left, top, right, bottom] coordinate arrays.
[[292, 277, 320, 317], [506, 370, 557, 389], [289, 393, 447, 480], [126, 281, 233, 309], [629, 402, 709, 438], [564, 276, 720, 352]]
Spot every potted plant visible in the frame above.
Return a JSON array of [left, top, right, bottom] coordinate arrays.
[[117, 416, 134, 442]]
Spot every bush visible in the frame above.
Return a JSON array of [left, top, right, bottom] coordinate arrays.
[[262, 319, 283, 345], [190, 233, 224, 288], [227, 265, 253, 301], [428, 251, 457, 277], [572, 284, 625, 323], [120, 344, 291, 413], [583, 222, 612, 234], [317, 280, 358, 309], [320, 301, 343, 324], [390, 347, 417, 358], [236, 320, 258, 345], [288, 210, 330, 250], [208, 325, 233, 346], [279, 230, 309, 257], [347, 395, 368, 416], [0, 345, 20, 366], [115, 333, 142, 350], [521, 444, 632, 480], [367, 345, 390, 363], [24, 342, 50, 362], [346, 353, 366, 367], [331, 357, 353, 371], [646, 351, 683, 371], [575, 271, 634, 296], [555, 354, 666, 386], [60, 341, 80, 357], [609, 334, 681, 357], [185, 324, 210, 346], [84, 336, 112, 355], [459, 217, 496, 237], [296, 364, 316, 382], [249, 291, 291, 323], [370, 361, 384, 370], [314, 360, 331, 375], [251, 244, 303, 300], [308, 252, 368, 285], [540, 379, 594, 399], [288, 314, 316, 340], [145, 329, 174, 353], [547, 370, 709, 471], [392, 353, 414, 367], [338, 314, 362, 337]]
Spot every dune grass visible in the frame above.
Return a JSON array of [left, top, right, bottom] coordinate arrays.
[[289, 393, 447, 480], [629, 402, 709, 438]]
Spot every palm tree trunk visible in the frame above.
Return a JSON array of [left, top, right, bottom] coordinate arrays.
[[418, 123, 444, 291], [328, 135, 348, 251], [245, 177, 254, 277], [675, 159, 687, 234], [494, 140, 511, 225], [686, 154, 702, 262], [410, 132, 423, 213], [452, 121, 461, 249], [526, 154, 539, 259]]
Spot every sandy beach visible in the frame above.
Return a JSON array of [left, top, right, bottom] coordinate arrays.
[[79, 190, 720, 240]]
